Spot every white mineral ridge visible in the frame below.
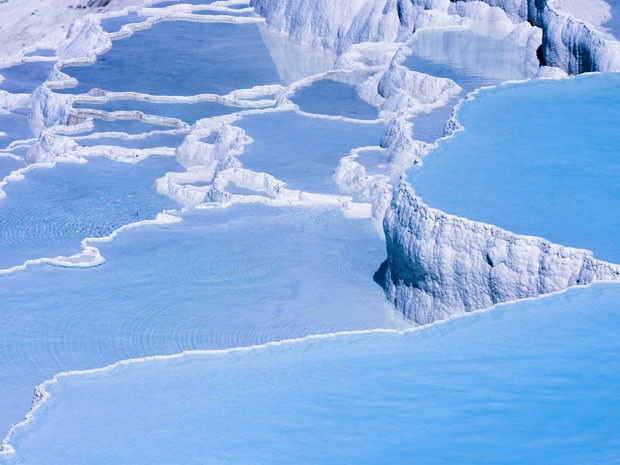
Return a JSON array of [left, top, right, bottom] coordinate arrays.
[[59, 19, 112, 65], [0, 90, 30, 113], [381, 118, 431, 167], [377, 62, 462, 117], [384, 183, 620, 325], [463, 0, 620, 72], [175, 118, 251, 169], [26, 131, 78, 164], [553, 0, 612, 29], [29, 85, 74, 136]]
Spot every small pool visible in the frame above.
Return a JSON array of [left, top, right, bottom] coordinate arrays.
[[237, 110, 385, 194], [58, 21, 283, 96]]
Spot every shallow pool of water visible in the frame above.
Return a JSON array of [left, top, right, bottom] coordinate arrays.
[[6, 283, 619, 465], [409, 73, 620, 262], [0, 204, 394, 436], [0, 61, 55, 94], [59, 21, 282, 96], [0, 156, 179, 269], [404, 27, 538, 143], [237, 111, 385, 194], [291, 78, 378, 120]]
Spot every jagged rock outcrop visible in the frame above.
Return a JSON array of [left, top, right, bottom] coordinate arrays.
[[250, 0, 471, 52], [383, 183, 620, 324], [252, 0, 620, 73], [457, 0, 620, 73], [26, 131, 77, 164], [377, 62, 462, 117]]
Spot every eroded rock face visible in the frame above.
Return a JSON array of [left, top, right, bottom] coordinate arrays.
[[252, 0, 620, 73], [457, 0, 620, 73], [250, 0, 464, 52], [383, 183, 620, 324]]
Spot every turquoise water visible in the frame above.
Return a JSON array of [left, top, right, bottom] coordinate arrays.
[[0, 156, 179, 268], [237, 111, 384, 194], [6, 283, 620, 464], [409, 73, 620, 262], [0, 205, 393, 436], [59, 21, 282, 96]]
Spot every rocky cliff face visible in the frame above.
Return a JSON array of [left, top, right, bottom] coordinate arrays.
[[383, 184, 620, 324]]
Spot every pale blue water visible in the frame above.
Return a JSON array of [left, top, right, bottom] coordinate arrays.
[[193, 9, 254, 16], [77, 132, 185, 148], [0, 110, 32, 150], [0, 110, 34, 156], [80, 117, 171, 135], [0, 204, 393, 436], [404, 28, 537, 143], [409, 73, 620, 262], [0, 156, 179, 268], [24, 50, 55, 58], [291, 78, 378, 120], [74, 98, 247, 124], [3, 5, 617, 463], [237, 111, 385, 193], [0, 61, 54, 94], [58, 21, 282, 96], [99, 13, 148, 33], [6, 283, 620, 465], [0, 157, 23, 179]]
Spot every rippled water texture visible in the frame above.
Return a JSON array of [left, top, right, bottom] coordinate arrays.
[[3, 1, 619, 462], [6, 284, 620, 465], [0, 205, 395, 433], [58, 21, 283, 96], [0, 156, 179, 268]]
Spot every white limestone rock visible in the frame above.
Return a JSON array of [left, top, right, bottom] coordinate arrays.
[[26, 131, 78, 164], [377, 62, 461, 117], [384, 183, 620, 324]]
